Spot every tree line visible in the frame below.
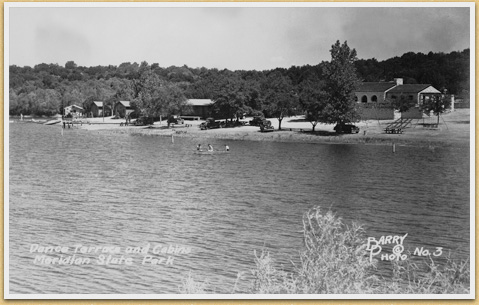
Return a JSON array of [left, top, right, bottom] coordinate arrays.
[[9, 43, 469, 129]]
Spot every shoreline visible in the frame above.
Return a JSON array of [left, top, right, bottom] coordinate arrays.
[[87, 123, 469, 148], [15, 109, 470, 148], [86, 108, 470, 148]]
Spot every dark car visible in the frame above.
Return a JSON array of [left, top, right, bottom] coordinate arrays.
[[334, 123, 360, 134], [199, 118, 222, 130], [259, 120, 274, 132], [134, 117, 155, 126], [224, 120, 246, 128]]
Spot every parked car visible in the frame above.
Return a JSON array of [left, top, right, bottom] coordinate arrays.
[[134, 117, 155, 126], [224, 120, 246, 128], [259, 120, 274, 132], [168, 116, 184, 125], [334, 123, 360, 134], [199, 118, 222, 130]]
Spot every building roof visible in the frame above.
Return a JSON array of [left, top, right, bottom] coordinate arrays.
[[93, 101, 103, 108], [357, 82, 397, 92], [64, 104, 83, 110], [188, 99, 214, 106], [387, 84, 434, 94], [118, 101, 131, 108]]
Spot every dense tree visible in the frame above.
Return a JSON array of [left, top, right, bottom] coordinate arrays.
[[159, 83, 190, 126], [133, 71, 164, 117], [10, 88, 61, 115], [32, 89, 62, 115], [263, 71, 297, 130], [7, 48, 469, 116], [212, 74, 251, 121], [322, 40, 360, 125], [132, 71, 189, 124], [65, 61, 77, 70], [354, 49, 470, 96], [184, 70, 218, 99], [299, 78, 327, 132], [117, 62, 140, 79], [420, 95, 452, 125], [389, 97, 417, 118]]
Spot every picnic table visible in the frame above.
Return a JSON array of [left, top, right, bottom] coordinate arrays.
[[383, 118, 412, 134], [422, 123, 439, 129], [384, 128, 403, 134]]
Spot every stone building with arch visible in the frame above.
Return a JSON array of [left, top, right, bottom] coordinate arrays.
[[356, 81, 397, 104], [354, 78, 442, 120], [355, 79, 399, 120]]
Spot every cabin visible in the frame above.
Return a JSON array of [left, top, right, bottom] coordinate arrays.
[[183, 99, 214, 119], [64, 104, 84, 117], [91, 101, 111, 117], [114, 101, 134, 118]]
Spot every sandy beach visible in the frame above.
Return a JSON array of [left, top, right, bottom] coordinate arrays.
[[73, 109, 471, 147]]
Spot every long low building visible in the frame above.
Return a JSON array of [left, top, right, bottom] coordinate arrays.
[[184, 99, 213, 119]]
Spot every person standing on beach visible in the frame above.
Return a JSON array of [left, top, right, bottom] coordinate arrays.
[[225, 144, 229, 151], [208, 144, 213, 151], [197, 144, 202, 151]]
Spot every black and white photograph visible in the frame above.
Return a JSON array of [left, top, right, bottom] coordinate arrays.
[[5, 2, 474, 299]]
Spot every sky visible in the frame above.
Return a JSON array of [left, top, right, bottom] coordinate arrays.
[[8, 5, 472, 71]]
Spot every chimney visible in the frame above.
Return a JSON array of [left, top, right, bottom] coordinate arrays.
[[394, 78, 403, 85]]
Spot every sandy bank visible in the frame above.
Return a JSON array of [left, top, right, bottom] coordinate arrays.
[[79, 109, 471, 148]]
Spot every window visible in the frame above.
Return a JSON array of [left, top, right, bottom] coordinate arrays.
[[361, 95, 367, 103], [371, 95, 378, 102], [408, 95, 414, 100]]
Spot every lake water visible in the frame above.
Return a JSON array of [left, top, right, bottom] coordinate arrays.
[[8, 123, 471, 294]]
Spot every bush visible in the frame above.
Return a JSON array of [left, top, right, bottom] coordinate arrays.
[[252, 207, 378, 293], [387, 254, 470, 294], [178, 272, 209, 294], [250, 206, 470, 294]]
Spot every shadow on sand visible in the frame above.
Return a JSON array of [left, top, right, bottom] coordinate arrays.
[[300, 130, 339, 137], [276, 128, 339, 137], [288, 118, 309, 123]]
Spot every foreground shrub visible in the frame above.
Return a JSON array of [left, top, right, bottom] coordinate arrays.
[[250, 206, 470, 294], [387, 255, 470, 294], [252, 207, 378, 293], [178, 272, 209, 294]]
